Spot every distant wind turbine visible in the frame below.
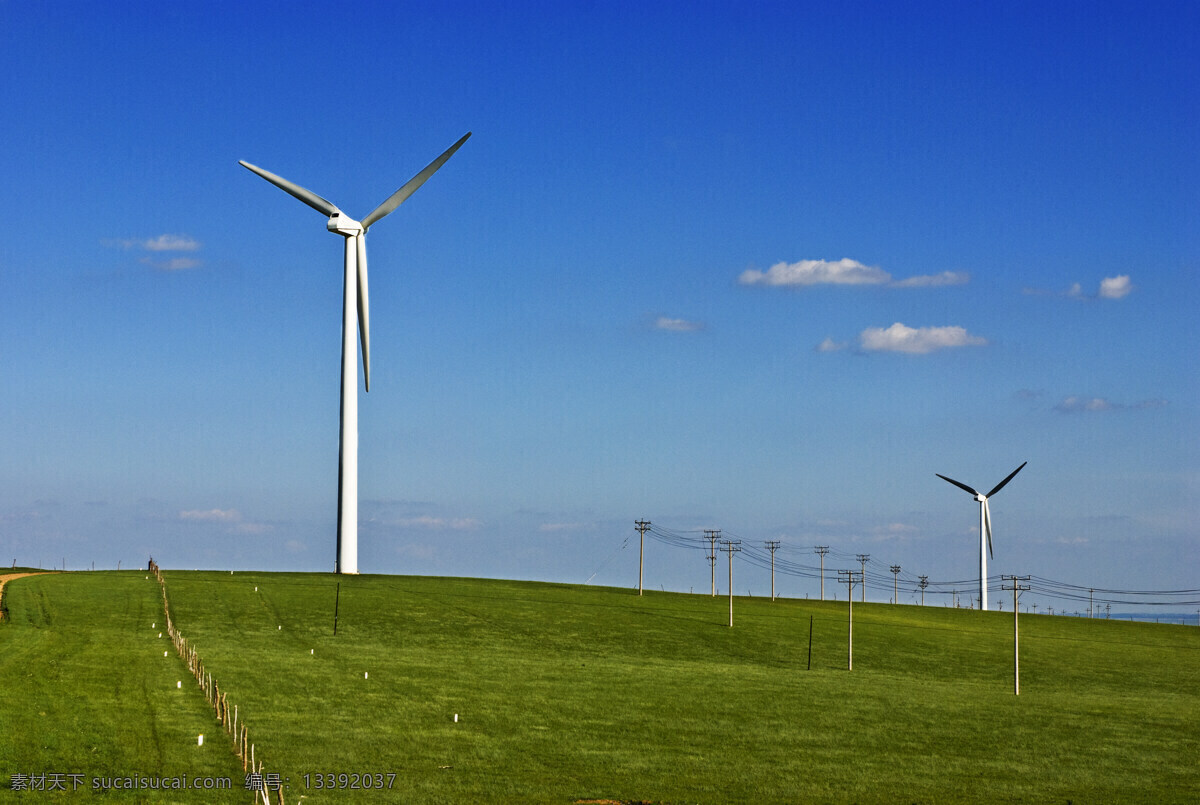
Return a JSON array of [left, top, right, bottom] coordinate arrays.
[[240, 133, 471, 574], [936, 462, 1027, 611]]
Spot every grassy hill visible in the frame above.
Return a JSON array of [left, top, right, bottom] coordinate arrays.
[[2, 570, 1198, 803]]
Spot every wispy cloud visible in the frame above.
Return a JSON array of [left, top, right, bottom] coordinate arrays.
[[387, 515, 481, 530], [143, 234, 201, 252], [179, 508, 240, 522], [1054, 396, 1167, 413], [178, 508, 272, 534], [110, 234, 201, 252], [539, 522, 592, 533], [654, 316, 705, 332], [106, 233, 203, 270], [858, 323, 987, 354], [815, 337, 848, 353], [1025, 274, 1133, 300], [738, 258, 968, 289], [144, 256, 201, 271], [890, 270, 970, 288]]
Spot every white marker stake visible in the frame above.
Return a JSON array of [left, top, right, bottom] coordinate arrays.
[[177, 681, 181, 688], [454, 714, 458, 723], [198, 734, 204, 746], [364, 672, 368, 679], [164, 651, 168, 657]]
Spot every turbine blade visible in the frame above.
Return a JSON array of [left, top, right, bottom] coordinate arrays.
[[239, 161, 341, 217], [356, 236, 370, 392], [936, 474, 979, 496], [983, 499, 994, 559], [986, 461, 1028, 498], [361, 132, 472, 230]]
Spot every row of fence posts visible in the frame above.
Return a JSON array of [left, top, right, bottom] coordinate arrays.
[[150, 560, 283, 805]]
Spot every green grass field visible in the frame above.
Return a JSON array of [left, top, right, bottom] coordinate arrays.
[[2, 570, 1198, 803]]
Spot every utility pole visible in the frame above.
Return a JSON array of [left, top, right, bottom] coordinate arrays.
[[1089, 588, 1094, 619], [704, 530, 721, 596], [635, 520, 650, 596], [918, 575, 928, 606], [1002, 575, 1031, 695], [856, 554, 870, 602], [721, 540, 742, 627], [815, 546, 829, 601], [890, 565, 901, 604], [766, 540, 781, 601], [837, 569, 862, 670]]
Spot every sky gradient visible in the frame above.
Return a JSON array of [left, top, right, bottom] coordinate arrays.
[[2, 1, 1196, 612]]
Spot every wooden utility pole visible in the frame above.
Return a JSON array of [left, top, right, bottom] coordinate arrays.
[[333, 582, 340, 636], [890, 565, 901, 604], [1002, 575, 1031, 695], [837, 569, 862, 669], [721, 540, 742, 626], [856, 554, 870, 602], [918, 575, 929, 606], [705, 530, 721, 596], [635, 520, 651, 596], [815, 546, 829, 601], [765, 540, 781, 601]]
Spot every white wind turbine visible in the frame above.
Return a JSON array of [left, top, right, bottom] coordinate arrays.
[[240, 132, 471, 574], [936, 461, 1027, 611]]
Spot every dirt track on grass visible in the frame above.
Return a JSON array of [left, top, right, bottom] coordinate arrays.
[[0, 572, 53, 618]]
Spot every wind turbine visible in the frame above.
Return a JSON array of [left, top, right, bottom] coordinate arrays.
[[240, 132, 471, 574], [936, 461, 1027, 611]]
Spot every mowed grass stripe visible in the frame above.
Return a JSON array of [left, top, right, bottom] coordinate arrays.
[[149, 572, 1198, 804]]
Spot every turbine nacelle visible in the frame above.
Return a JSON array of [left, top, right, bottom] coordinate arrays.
[[327, 213, 363, 236]]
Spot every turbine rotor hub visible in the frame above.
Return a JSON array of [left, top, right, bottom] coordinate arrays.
[[327, 213, 363, 236]]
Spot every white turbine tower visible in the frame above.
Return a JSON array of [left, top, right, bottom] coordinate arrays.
[[936, 461, 1027, 611], [240, 132, 471, 574]]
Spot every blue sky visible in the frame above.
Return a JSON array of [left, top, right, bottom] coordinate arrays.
[[2, 1, 1196, 611]]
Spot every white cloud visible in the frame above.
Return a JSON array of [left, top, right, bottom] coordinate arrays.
[[859, 322, 987, 354], [739, 258, 890, 287], [1027, 275, 1133, 300], [739, 259, 969, 289], [539, 522, 590, 532], [890, 271, 970, 288], [1098, 274, 1133, 299], [654, 316, 705, 332]]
